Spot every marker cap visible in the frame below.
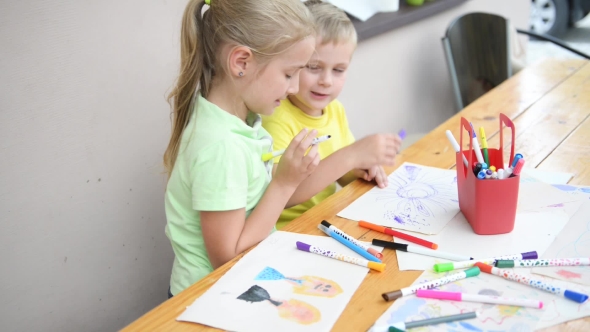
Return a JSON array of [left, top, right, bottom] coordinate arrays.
[[474, 262, 493, 273], [522, 251, 538, 259], [564, 290, 589, 303], [296, 241, 311, 251], [382, 290, 403, 301], [495, 260, 515, 268], [433, 262, 454, 273], [368, 261, 386, 272], [398, 129, 407, 140], [464, 267, 480, 277]]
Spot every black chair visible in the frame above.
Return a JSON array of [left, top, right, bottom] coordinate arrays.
[[442, 12, 590, 111]]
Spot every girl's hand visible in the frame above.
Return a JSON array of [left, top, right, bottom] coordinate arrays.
[[353, 165, 389, 188], [274, 129, 320, 189], [349, 134, 402, 170]]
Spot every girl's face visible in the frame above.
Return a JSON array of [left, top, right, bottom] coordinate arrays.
[[244, 37, 316, 115]]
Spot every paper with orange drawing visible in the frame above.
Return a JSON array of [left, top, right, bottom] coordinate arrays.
[[370, 269, 590, 332], [177, 231, 380, 332]]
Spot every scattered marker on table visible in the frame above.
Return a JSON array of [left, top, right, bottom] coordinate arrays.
[[475, 262, 589, 303]]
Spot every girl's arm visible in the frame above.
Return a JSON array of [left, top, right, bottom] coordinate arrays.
[[284, 134, 401, 207], [201, 129, 320, 268], [200, 180, 295, 268]]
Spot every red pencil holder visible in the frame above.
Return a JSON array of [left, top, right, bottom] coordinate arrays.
[[456, 114, 519, 235]]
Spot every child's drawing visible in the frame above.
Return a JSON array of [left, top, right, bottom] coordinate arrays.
[[337, 162, 460, 234], [177, 231, 371, 332], [237, 285, 321, 325], [534, 188, 590, 286], [255, 267, 343, 297], [370, 271, 545, 332]]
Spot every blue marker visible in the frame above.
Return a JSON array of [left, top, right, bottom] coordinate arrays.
[[512, 153, 523, 168], [318, 225, 382, 263], [477, 170, 486, 179]]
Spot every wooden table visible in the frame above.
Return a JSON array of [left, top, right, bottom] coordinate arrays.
[[123, 58, 590, 331]]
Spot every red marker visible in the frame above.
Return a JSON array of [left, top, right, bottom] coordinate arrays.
[[509, 158, 525, 178], [359, 220, 438, 250]]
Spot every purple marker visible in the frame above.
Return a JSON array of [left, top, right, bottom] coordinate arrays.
[[295, 241, 385, 271], [398, 129, 407, 140]]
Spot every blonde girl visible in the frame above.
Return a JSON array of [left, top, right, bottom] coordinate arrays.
[[163, 0, 320, 297]]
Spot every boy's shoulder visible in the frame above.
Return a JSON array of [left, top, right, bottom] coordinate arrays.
[[324, 99, 347, 117]]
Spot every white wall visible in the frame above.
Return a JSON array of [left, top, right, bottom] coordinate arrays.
[[341, 0, 530, 142], [0, 1, 184, 331], [0, 1, 529, 331]]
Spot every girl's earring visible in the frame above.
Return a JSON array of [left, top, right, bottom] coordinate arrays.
[[238, 72, 244, 77]]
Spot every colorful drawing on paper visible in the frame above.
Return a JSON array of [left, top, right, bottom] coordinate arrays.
[[177, 231, 372, 332], [370, 271, 545, 332], [552, 184, 590, 198], [337, 162, 460, 234], [255, 267, 343, 297], [237, 285, 321, 325]]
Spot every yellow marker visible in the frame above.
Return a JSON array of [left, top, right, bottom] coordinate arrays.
[[479, 127, 489, 165], [261, 135, 331, 162]]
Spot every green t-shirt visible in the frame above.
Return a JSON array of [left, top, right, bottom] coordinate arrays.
[[165, 94, 273, 295]]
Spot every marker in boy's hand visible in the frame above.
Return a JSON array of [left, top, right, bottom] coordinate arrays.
[[274, 128, 321, 189], [350, 133, 402, 169], [349, 132, 402, 188]]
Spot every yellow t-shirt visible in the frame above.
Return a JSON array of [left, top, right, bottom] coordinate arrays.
[[262, 98, 355, 229]]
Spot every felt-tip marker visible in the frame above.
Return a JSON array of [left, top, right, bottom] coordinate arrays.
[[262, 135, 331, 162]]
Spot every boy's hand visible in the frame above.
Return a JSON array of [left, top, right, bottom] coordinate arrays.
[[273, 129, 320, 189], [349, 133, 402, 170], [353, 165, 388, 188]]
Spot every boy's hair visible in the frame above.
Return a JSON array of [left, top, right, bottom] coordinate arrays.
[[164, 0, 314, 175], [305, 0, 357, 46]]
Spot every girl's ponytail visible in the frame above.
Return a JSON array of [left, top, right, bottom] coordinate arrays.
[[164, 0, 210, 176]]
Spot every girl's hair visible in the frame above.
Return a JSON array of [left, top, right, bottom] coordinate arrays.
[[164, 0, 314, 175], [305, 0, 357, 46]]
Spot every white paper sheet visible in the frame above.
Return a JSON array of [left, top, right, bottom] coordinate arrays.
[[337, 162, 460, 235], [533, 200, 590, 287], [369, 269, 590, 332], [177, 231, 380, 332], [395, 209, 570, 271], [522, 167, 574, 184], [517, 182, 579, 212]]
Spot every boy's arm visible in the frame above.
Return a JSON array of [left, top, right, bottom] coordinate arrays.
[[337, 170, 359, 187]]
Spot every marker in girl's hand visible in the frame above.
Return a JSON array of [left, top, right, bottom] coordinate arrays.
[[262, 135, 331, 162]]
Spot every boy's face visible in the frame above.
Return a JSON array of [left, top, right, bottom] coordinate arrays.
[[289, 40, 355, 115]]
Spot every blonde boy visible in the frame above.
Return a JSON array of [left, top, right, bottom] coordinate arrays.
[[263, 0, 398, 229]]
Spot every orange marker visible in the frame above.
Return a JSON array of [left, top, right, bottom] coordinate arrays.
[[359, 220, 438, 250]]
